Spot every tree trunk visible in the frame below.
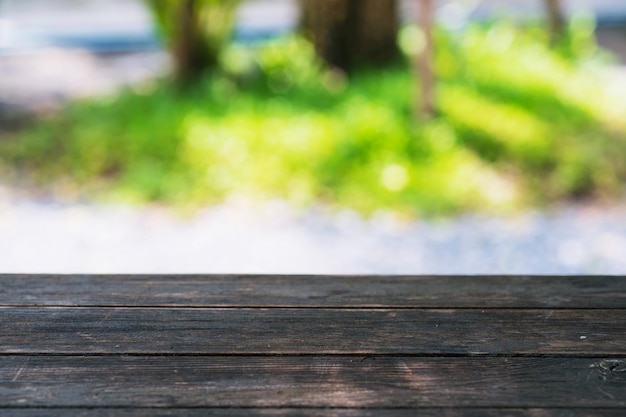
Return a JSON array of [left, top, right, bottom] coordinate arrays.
[[417, 0, 435, 118], [173, 0, 216, 82], [146, 0, 238, 83], [300, 0, 399, 73], [544, 0, 566, 46]]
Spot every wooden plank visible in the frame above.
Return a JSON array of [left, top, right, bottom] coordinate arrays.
[[2, 307, 625, 355], [2, 409, 626, 417], [1, 275, 625, 308], [1, 356, 624, 408]]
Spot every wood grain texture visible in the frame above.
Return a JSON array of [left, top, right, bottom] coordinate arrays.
[[1, 307, 625, 355], [2, 274, 625, 413], [1, 275, 625, 308], [1, 356, 625, 408], [2, 409, 626, 417]]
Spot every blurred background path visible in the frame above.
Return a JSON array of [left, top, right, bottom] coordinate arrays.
[[2, 186, 626, 274], [1, 0, 626, 275]]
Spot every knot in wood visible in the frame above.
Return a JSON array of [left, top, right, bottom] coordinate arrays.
[[599, 360, 626, 373], [591, 359, 626, 382]]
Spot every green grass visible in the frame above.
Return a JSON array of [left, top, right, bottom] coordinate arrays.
[[2, 21, 626, 217]]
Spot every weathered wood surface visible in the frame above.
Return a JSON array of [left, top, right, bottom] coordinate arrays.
[[1, 275, 625, 416], [2, 307, 625, 355], [1, 274, 626, 308], [3, 410, 626, 417], [1, 356, 625, 408]]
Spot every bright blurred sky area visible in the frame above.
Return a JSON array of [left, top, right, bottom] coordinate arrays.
[[2, 0, 626, 53]]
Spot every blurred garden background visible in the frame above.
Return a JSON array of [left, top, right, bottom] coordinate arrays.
[[1, 0, 626, 274]]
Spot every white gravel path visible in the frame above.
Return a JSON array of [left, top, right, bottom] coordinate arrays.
[[1, 187, 625, 275]]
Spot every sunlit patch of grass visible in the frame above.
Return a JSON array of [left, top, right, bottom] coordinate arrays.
[[2, 24, 626, 217]]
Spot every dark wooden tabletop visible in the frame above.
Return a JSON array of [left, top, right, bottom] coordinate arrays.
[[1, 274, 625, 416]]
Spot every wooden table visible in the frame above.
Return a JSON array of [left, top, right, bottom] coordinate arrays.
[[1, 274, 625, 416]]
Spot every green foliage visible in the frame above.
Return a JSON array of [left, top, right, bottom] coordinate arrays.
[[2, 23, 626, 217]]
